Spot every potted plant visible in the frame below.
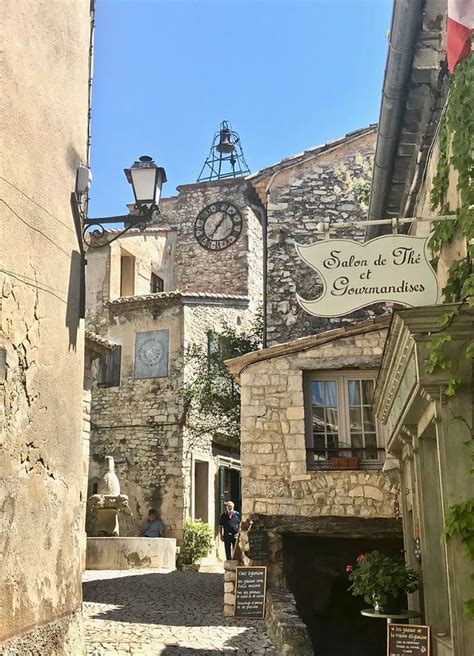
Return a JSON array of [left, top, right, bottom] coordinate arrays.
[[180, 518, 213, 570], [346, 550, 419, 614]]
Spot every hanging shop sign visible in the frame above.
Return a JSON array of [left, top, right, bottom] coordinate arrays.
[[295, 235, 439, 317]]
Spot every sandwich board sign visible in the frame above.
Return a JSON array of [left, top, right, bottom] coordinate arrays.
[[387, 623, 430, 656], [234, 566, 267, 618], [295, 235, 439, 317]]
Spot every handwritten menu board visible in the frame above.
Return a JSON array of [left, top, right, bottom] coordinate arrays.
[[247, 528, 269, 561], [234, 566, 267, 618], [388, 624, 430, 656]]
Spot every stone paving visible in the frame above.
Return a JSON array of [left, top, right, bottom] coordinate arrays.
[[83, 569, 278, 655]]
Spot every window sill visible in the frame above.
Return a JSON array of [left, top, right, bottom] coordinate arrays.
[[307, 463, 384, 472]]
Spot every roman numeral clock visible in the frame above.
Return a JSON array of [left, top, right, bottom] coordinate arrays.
[[193, 201, 243, 251]]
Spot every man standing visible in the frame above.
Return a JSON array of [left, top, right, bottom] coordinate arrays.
[[219, 501, 240, 560], [140, 508, 164, 537]]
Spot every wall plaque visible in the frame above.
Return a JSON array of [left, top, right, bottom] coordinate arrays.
[[234, 566, 267, 618], [295, 235, 438, 317], [134, 330, 169, 379], [387, 624, 430, 656]]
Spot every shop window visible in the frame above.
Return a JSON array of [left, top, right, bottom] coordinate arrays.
[[150, 273, 164, 293], [304, 371, 383, 470], [97, 346, 122, 387]]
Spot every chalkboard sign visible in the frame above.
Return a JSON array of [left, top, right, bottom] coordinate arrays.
[[234, 566, 267, 618], [247, 528, 269, 561], [388, 624, 430, 656]]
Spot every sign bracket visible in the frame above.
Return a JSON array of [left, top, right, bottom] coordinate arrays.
[[316, 214, 456, 233]]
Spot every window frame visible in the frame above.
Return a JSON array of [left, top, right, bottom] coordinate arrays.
[[304, 369, 384, 470], [150, 272, 164, 294]]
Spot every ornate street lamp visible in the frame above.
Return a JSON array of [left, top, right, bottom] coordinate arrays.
[[72, 155, 167, 248]]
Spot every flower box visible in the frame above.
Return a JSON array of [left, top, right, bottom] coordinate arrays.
[[330, 456, 359, 470]]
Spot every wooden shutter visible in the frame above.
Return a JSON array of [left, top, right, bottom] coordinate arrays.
[[98, 346, 121, 387]]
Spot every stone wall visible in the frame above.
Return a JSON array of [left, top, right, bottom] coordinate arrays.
[[1, 0, 92, 650], [89, 298, 186, 541], [237, 325, 393, 519], [85, 230, 173, 329], [89, 294, 254, 544], [265, 588, 313, 656], [158, 178, 263, 305], [256, 129, 386, 345]]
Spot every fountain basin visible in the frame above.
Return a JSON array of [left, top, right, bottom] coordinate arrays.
[[86, 537, 177, 570]]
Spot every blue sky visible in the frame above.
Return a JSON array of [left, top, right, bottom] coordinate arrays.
[[89, 0, 393, 217]]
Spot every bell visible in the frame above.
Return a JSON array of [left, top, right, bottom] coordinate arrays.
[[216, 127, 236, 154]]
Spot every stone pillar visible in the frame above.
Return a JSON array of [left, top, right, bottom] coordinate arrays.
[[223, 560, 237, 616]]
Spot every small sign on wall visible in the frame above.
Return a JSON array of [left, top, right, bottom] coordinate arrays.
[[134, 330, 169, 379], [295, 235, 439, 317], [387, 623, 430, 656]]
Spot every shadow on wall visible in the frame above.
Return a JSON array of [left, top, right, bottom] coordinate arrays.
[[65, 249, 83, 350]]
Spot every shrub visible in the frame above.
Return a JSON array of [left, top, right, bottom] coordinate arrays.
[[181, 518, 213, 565]]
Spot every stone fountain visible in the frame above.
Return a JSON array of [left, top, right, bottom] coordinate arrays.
[[88, 456, 130, 536], [86, 455, 177, 570]]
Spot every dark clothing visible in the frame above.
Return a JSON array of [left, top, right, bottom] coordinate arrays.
[[223, 534, 237, 560], [220, 510, 240, 560]]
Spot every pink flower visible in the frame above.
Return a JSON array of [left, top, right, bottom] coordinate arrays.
[[356, 554, 366, 563], [345, 564, 353, 573]]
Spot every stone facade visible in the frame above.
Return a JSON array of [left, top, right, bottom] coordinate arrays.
[[1, 1, 92, 651], [227, 318, 400, 587], [368, 8, 473, 650], [88, 291, 254, 545], [158, 177, 263, 305], [247, 127, 390, 346], [86, 172, 263, 550]]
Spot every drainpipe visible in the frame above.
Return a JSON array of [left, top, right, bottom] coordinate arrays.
[[247, 201, 268, 348], [366, 0, 424, 240]]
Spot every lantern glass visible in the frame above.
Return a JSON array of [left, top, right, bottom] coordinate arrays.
[[129, 166, 158, 205], [124, 156, 167, 209]]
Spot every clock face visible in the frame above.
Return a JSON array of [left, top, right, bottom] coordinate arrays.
[[194, 201, 243, 251], [137, 338, 164, 367]]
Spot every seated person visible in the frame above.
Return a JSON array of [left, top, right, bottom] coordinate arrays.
[[140, 508, 164, 537]]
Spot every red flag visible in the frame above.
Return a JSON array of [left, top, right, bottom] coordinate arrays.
[[447, 0, 474, 72]]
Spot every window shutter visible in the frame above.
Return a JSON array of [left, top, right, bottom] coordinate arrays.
[[98, 346, 121, 387], [110, 346, 121, 386]]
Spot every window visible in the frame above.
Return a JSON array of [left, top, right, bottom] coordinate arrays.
[[120, 252, 135, 297], [98, 346, 122, 387], [150, 273, 164, 293], [305, 371, 383, 469]]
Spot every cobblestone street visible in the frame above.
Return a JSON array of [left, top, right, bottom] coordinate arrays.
[[83, 570, 278, 655]]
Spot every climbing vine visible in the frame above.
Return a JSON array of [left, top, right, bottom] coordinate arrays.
[[181, 311, 263, 445], [427, 53, 474, 618], [427, 54, 474, 397]]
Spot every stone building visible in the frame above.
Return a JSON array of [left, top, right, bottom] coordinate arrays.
[[368, 2, 474, 654], [1, 0, 93, 653], [227, 317, 401, 654], [220, 126, 400, 653], [86, 177, 263, 548], [247, 125, 389, 346]]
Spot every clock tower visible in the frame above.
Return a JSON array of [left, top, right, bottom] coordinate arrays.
[[156, 181, 262, 307]]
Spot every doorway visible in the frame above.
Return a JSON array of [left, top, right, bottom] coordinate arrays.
[[194, 461, 209, 522], [218, 465, 241, 514], [283, 533, 404, 656]]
